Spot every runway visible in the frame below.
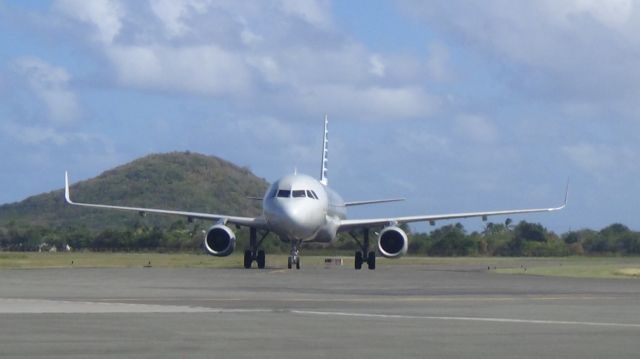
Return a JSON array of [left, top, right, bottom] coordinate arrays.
[[1, 263, 639, 358]]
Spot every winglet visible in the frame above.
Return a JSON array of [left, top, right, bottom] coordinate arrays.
[[553, 178, 570, 211], [562, 177, 570, 208], [64, 171, 74, 204]]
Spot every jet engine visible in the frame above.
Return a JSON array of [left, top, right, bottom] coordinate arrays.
[[204, 224, 236, 257], [377, 226, 408, 258]]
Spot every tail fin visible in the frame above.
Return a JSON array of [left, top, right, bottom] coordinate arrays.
[[320, 114, 329, 186]]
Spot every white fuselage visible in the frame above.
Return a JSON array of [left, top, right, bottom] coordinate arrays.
[[263, 173, 346, 243]]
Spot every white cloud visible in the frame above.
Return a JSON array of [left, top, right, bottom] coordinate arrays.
[[369, 55, 385, 77], [14, 57, 81, 124], [454, 114, 498, 144], [401, 0, 640, 104], [395, 129, 450, 156], [425, 42, 451, 82], [562, 143, 636, 178], [296, 85, 440, 120], [106, 45, 252, 96], [48, 0, 441, 121], [3, 124, 68, 145], [232, 116, 294, 144], [149, 0, 215, 39], [544, 0, 633, 30], [278, 0, 332, 29], [149, 0, 192, 38], [1, 122, 104, 147], [247, 56, 282, 84], [55, 0, 123, 44], [240, 26, 263, 46]]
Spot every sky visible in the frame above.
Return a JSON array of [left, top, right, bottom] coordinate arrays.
[[1, 0, 639, 233]]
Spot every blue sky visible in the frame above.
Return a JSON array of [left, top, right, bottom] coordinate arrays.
[[1, 0, 639, 233]]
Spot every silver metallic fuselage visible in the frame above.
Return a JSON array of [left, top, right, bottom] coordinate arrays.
[[263, 174, 346, 243]]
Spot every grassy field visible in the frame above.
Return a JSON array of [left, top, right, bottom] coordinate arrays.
[[1, 252, 639, 279], [0, 252, 537, 269], [496, 257, 640, 279]]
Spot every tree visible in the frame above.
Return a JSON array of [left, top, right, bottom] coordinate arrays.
[[428, 223, 477, 256], [514, 221, 547, 242]]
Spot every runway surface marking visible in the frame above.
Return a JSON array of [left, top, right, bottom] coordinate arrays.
[[3, 298, 639, 329], [95, 294, 617, 304], [291, 310, 640, 329], [0, 298, 270, 314]]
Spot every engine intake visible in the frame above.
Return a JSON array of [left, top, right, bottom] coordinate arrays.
[[204, 224, 236, 257], [377, 226, 408, 258]]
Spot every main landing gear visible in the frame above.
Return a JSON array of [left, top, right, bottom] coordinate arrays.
[[287, 240, 301, 270], [350, 228, 376, 270], [244, 228, 269, 269]]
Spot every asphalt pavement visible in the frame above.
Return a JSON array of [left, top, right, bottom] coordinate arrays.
[[0, 263, 639, 358]]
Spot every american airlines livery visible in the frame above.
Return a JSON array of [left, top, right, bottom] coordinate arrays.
[[65, 116, 567, 270]]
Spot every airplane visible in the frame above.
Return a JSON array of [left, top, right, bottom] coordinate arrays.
[[64, 116, 568, 270]]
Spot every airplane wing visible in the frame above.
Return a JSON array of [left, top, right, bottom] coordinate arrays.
[[64, 172, 267, 228], [338, 184, 568, 232], [344, 198, 405, 206]]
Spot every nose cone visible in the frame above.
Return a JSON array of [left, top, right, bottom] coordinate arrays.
[[282, 202, 317, 238], [265, 198, 322, 239]]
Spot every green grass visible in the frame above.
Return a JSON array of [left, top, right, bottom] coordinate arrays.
[[0, 252, 366, 269], [0, 252, 526, 269], [1, 253, 640, 279], [495, 257, 640, 279], [0, 252, 238, 269]]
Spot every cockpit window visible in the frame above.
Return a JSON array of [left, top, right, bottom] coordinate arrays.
[[310, 190, 319, 199], [292, 190, 306, 198], [306, 190, 315, 199], [277, 190, 291, 198]]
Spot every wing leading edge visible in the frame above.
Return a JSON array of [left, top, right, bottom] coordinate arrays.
[[64, 172, 267, 228], [344, 198, 405, 207], [338, 184, 569, 232]]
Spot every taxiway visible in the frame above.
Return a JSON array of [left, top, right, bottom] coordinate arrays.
[[0, 263, 638, 358]]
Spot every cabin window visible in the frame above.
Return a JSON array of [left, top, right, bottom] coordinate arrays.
[[292, 190, 306, 198], [277, 190, 291, 198]]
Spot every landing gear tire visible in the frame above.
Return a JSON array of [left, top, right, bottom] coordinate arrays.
[[355, 251, 363, 270], [257, 250, 266, 269], [243, 250, 252, 269], [287, 256, 300, 270], [288, 240, 301, 270], [367, 251, 376, 270]]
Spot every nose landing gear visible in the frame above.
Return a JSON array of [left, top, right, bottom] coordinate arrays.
[[287, 240, 301, 269]]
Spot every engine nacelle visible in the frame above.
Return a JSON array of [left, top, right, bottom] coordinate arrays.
[[203, 224, 236, 257], [377, 226, 408, 258]]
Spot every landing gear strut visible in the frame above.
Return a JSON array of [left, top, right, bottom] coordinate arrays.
[[287, 240, 301, 270], [244, 228, 269, 269], [350, 228, 376, 270]]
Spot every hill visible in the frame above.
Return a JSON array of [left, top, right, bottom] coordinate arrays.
[[0, 152, 268, 231]]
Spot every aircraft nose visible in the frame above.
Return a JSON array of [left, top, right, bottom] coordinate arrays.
[[283, 204, 304, 225], [281, 203, 315, 237]]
